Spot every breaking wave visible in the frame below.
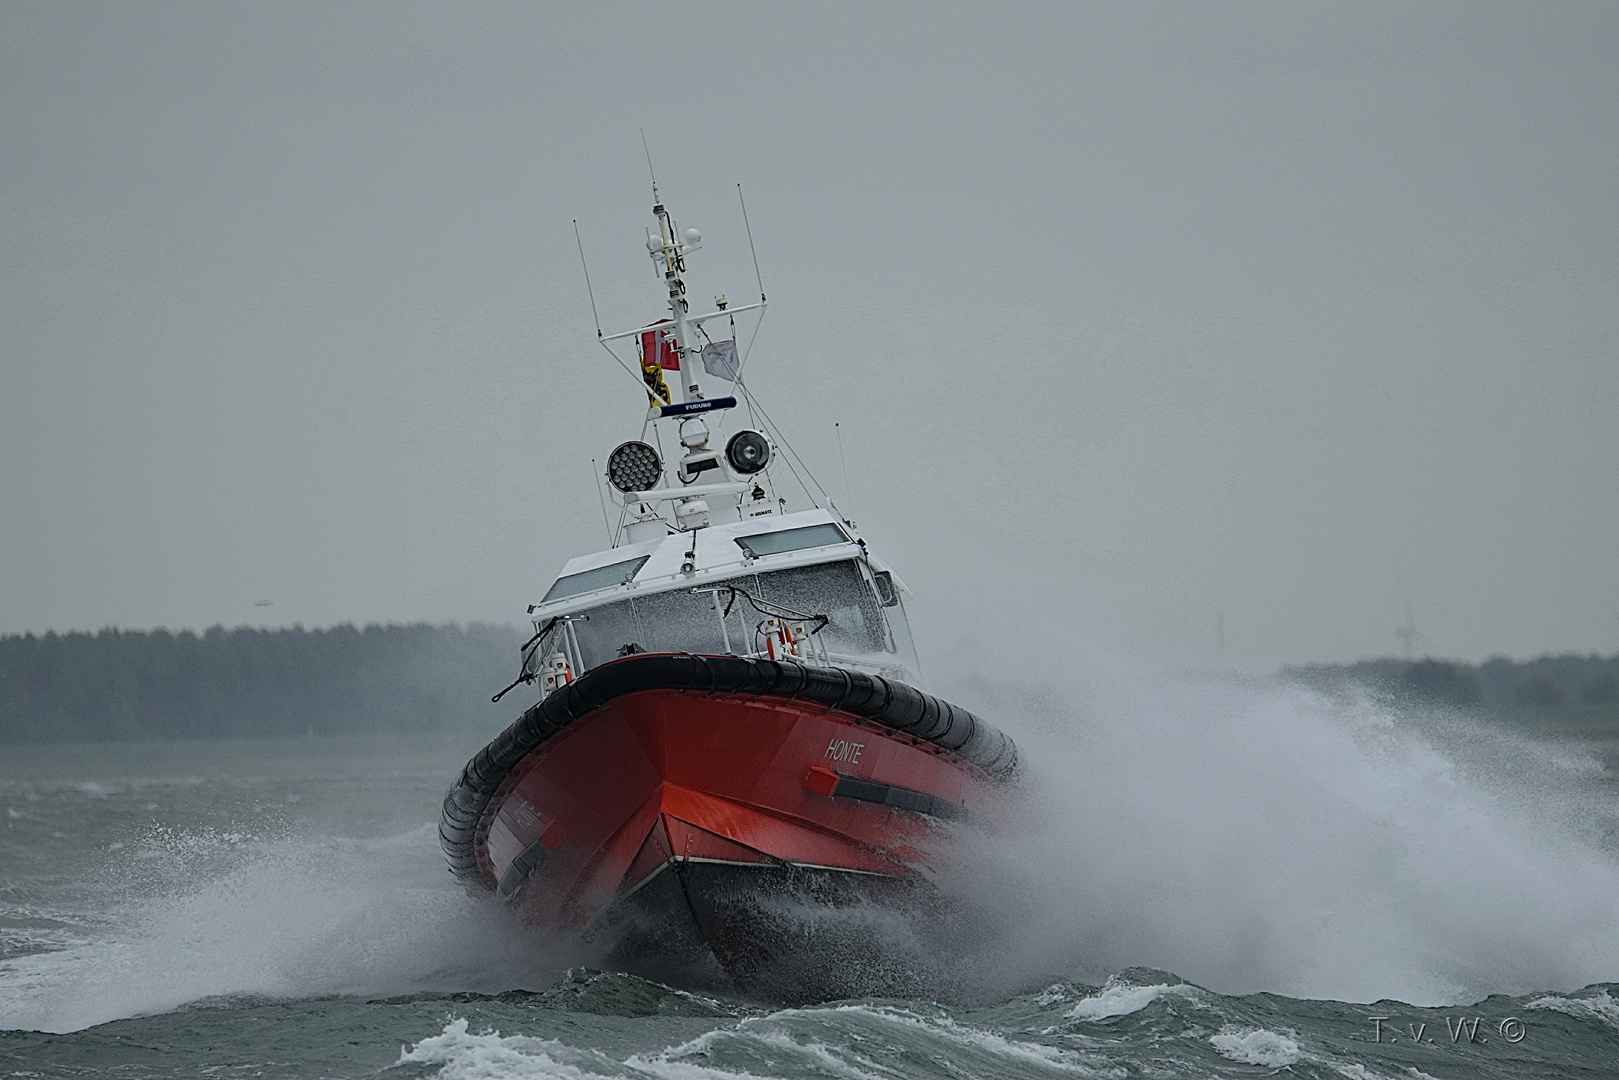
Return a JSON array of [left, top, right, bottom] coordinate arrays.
[[927, 625, 1619, 1005], [4, 621, 1618, 1039]]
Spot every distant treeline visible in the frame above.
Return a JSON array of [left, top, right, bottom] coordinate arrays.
[[7, 624, 1615, 743], [1283, 653, 1619, 712], [0, 623, 529, 744]]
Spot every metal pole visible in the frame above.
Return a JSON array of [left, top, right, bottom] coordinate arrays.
[[710, 591, 734, 655]]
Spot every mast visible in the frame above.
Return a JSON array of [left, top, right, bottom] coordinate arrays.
[[647, 186, 702, 404], [600, 181, 773, 534], [645, 186, 717, 529]]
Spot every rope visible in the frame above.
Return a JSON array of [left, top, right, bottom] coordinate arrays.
[[492, 618, 558, 702]]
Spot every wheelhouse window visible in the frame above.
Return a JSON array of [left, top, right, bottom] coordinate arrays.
[[748, 560, 884, 654], [559, 558, 893, 672], [734, 523, 849, 559], [541, 555, 650, 603]]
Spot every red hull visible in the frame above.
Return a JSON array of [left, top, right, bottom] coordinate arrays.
[[481, 684, 995, 924], [441, 653, 1017, 991]]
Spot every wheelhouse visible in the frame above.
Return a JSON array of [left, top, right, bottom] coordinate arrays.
[[524, 508, 920, 687]]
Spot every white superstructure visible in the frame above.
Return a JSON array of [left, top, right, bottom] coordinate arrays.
[[511, 185, 923, 697]]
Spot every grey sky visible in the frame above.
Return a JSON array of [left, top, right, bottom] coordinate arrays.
[[2, 2, 1615, 668]]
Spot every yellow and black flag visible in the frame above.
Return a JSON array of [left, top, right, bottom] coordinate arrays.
[[638, 322, 675, 405]]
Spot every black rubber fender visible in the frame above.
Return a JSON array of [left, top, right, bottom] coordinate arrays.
[[439, 653, 1018, 889]]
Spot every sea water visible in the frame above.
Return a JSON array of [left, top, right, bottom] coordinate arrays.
[[3, 636, 1617, 1078]]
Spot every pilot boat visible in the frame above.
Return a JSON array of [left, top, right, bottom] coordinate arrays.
[[439, 184, 1018, 997]]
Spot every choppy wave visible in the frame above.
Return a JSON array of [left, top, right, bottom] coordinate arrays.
[[381, 969, 1619, 1080], [3, 632, 1619, 1077], [5, 966, 1615, 1079], [1058, 975, 1201, 1020], [1526, 988, 1619, 1030]]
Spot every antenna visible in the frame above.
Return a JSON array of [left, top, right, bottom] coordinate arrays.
[[641, 129, 658, 196], [573, 220, 603, 337], [575, 218, 649, 394], [737, 183, 765, 302], [732, 183, 769, 381], [591, 458, 613, 546], [835, 421, 852, 506]]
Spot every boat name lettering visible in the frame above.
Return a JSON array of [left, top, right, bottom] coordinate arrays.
[[825, 738, 864, 764]]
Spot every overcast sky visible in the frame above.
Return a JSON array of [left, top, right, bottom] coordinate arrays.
[[2, 2, 1615, 668]]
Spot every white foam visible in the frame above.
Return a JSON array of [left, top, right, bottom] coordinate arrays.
[[1033, 984, 1069, 1006], [0, 824, 590, 1033], [1525, 988, 1619, 1029], [635, 1027, 886, 1080], [1063, 980, 1188, 1020], [645, 1003, 1109, 1079], [399, 1019, 620, 1080], [813, 1004, 1098, 1072], [1208, 1025, 1302, 1067], [401, 1019, 822, 1080]]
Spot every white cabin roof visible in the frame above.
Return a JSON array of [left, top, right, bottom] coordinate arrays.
[[529, 507, 905, 623]]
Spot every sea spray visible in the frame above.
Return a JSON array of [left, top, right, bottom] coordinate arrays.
[[0, 765, 598, 1034], [4, 637, 1618, 1064], [927, 623, 1619, 1006]]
